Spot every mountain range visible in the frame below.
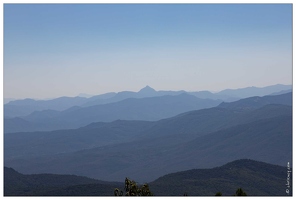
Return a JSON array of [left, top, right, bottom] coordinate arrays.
[[4, 84, 291, 118], [4, 84, 292, 196], [4, 159, 290, 196], [4, 93, 222, 133], [4, 92, 292, 183], [4, 84, 292, 133]]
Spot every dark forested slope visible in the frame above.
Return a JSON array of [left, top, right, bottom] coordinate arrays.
[[150, 159, 290, 196], [4, 167, 121, 196], [5, 159, 290, 196]]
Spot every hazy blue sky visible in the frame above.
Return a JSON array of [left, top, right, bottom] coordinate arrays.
[[4, 4, 292, 99]]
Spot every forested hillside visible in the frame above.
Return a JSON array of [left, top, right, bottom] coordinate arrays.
[[5, 159, 290, 196]]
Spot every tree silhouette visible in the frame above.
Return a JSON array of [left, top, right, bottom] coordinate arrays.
[[114, 177, 153, 196], [214, 188, 247, 196], [235, 188, 247, 196]]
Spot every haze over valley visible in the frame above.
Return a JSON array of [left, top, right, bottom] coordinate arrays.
[[4, 4, 292, 196], [4, 84, 292, 195]]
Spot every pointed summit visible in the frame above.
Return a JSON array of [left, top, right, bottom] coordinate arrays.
[[138, 85, 156, 94]]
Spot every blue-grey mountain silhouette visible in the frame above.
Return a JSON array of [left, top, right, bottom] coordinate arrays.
[[5, 93, 222, 133], [4, 92, 292, 183]]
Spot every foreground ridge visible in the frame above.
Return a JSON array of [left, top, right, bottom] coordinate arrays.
[[149, 159, 291, 196], [4, 159, 291, 196]]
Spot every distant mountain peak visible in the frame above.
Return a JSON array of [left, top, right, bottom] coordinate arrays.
[[138, 85, 156, 93]]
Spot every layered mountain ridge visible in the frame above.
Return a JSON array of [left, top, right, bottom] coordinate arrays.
[[4, 92, 292, 183], [5, 84, 291, 118]]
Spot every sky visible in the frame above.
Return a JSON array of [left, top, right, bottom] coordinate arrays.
[[3, 3, 292, 99]]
